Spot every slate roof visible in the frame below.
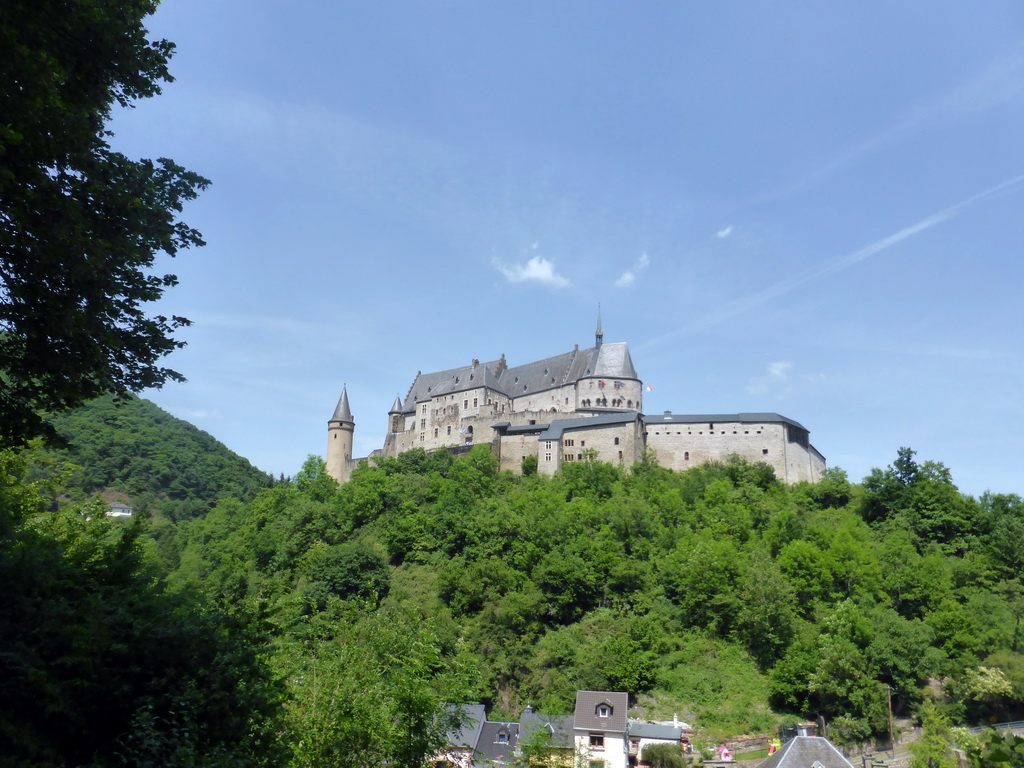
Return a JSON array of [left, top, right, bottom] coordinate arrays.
[[475, 721, 519, 765], [628, 722, 685, 740], [536, 412, 641, 441], [756, 736, 854, 768], [330, 386, 353, 422], [574, 690, 629, 733], [642, 411, 808, 430], [518, 710, 574, 750], [446, 704, 487, 750], [399, 341, 639, 414]]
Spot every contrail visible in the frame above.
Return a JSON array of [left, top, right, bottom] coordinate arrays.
[[638, 172, 1024, 353]]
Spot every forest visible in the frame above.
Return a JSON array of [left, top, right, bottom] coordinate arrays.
[[2, 396, 1024, 766]]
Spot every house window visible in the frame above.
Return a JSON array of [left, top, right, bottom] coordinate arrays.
[[497, 732, 508, 744], [589, 734, 605, 750], [597, 705, 610, 718]]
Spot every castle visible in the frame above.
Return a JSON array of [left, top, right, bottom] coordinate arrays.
[[327, 318, 825, 485]]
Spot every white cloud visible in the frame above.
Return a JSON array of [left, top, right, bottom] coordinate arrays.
[[716, 225, 734, 239], [494, 255, 571, 288], [638, 172, 1024, 353], [614, 252, 651, 288], [747, 360, 793, 397]]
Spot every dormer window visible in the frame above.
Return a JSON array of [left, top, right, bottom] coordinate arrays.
[[497, 731, 508, 744], [597, 704, 611, 718]]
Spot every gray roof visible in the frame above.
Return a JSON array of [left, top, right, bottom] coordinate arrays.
[[628, 722, 685, 740], [518, 710, 574, 750], [642, 412, 808, 431], [447, 704, 487, 749], [399, 341, 639, 414], [474, 721, 518, 765], [330, 386, 353, 422], [757, 737, 854, 768], [536, 412, 641, 441], [574, 691, 628, 733]]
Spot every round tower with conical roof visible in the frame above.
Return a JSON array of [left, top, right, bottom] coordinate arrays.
[[326, 385, 355, 483]]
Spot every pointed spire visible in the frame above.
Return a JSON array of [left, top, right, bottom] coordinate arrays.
[[388, 394, 402, 414], [595, 303, 603, 347], [331, 385, 353, 423]]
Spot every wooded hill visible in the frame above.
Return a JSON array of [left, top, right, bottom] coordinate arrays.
[[4, 396, 1024, 766], [33, 395, 274, 520]]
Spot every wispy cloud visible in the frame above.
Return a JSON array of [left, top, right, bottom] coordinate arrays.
[[614, 252, 651, 288], [638, 173, 1024, 352], [761, 46, 1024, 202], [494, 255, 571, 288], [716, 225, 734, 239], [746, 360, 793, 397]]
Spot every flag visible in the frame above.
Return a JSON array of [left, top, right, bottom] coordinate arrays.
[[646, 385, 653, 392]]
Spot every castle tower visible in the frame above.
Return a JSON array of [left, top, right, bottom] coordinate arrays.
[[388, 394, 403, 434], [326, 385, 355, 483]]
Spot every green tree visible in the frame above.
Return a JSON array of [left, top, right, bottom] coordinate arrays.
[[0, 0, 209, 446], [909, 703, 957, 768]]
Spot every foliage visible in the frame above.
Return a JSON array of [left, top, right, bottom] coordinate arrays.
[[0, 0, 209, 447], [965, 728, 1024, 767], [642, 742, 689, 768], [32, 395, 273, 521], [909, 703, 957, 768], [0, 451, 283, 766]]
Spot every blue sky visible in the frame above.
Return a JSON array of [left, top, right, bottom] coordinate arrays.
[[111, 2, 1024, 496]]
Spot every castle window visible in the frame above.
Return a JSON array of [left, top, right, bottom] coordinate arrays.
[[421, 405, 426, 414], [614, 437, 620, 445], [473, 397, 478, 407], [433, 428, 438, 438], [447, 426, 451, 435], [763, 449, 769, 455], [580, 440, 585, 447], [464, 399, 468, 409], [545, 453, 551, 461], [420, 419, 425, 429], [618, 451, 623, 460], [709, 423, 714, 430], [419, 432, 424, 442], [684, 452, 689, 460]]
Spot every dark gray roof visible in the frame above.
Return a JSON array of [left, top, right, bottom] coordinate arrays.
[[536, 412, 641, 441], [330, 386, 353, 422], [757, 737, 854, 768], [447, 704, 487, 750], [574, 691, 628, 733], [399, 341, 639, 414], [388, 394, 403, 413], [628, 722, 684, 740], [641, 412, 808, 431], [518, 711, 574, 750], [474, 721, 518, 765]]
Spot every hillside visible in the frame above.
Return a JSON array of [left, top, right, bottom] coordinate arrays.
[[33, 395, 274, 521], [170, 447, 1024, 745]]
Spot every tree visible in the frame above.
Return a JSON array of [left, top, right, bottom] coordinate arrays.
[[0, 0, 209, 446], [909, 703, 957, 768]]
